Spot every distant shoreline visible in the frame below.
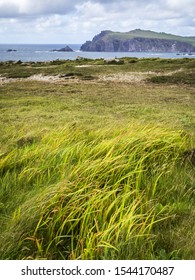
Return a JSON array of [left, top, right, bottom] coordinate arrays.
[[0, 45, 195, 63]]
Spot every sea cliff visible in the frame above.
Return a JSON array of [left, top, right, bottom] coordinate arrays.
[[80, 29, 195, 52]]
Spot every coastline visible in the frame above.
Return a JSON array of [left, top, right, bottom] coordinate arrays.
[[1, 44, 195, 62]]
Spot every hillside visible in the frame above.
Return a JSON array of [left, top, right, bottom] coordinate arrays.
[[80, 29, 195, 52]]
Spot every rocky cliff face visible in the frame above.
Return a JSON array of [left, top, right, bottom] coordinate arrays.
[[80, 31, 195, 53]]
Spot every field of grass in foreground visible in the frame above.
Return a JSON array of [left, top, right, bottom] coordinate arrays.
[[0, 58, 195, 259]]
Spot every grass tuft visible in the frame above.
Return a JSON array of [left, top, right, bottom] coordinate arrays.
[[0, 124, 194, 259]]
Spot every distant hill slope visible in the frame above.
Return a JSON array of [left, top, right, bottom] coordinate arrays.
[[80, 29, 195, 52]]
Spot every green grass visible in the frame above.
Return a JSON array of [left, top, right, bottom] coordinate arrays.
[[0, 125, 194, 260], [1, 57, 195, 79], [0, 58, 195, 259], [102, 29, 195, 46]]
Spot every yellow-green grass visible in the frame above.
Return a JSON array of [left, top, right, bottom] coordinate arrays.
[[0, 59, 195, 260], [0, 124, 194, 259]]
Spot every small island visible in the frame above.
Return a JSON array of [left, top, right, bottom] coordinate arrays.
[[51, 45, 74, 52], [7, 49, 17, 52]]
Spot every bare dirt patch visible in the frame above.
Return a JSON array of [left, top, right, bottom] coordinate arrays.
[[98, 72, 154, 83], [75, 65, 97, 68], [0, 69, 184, 85], [98, 69, 184, 83], [0, 75, 14, 85], [27, 74, 62, 82], [0, 74, 80, 85]]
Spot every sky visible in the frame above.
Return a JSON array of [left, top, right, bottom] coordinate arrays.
[[0, 0, 195, 44]]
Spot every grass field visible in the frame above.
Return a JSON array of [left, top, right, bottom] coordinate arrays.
[[0, 57, 195, 259]]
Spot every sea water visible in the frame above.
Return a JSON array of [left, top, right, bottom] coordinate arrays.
[[0, 44, 194, 62]]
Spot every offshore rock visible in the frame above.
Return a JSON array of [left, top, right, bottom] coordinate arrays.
[[7, 49, 17, 52], [51, 45, 74, 52]]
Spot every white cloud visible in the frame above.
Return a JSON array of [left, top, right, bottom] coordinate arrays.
[[35, 15, 64, 31], [0, 0, 78, 16], [75, 1, 106, 19], [0, 0, 194, 43]]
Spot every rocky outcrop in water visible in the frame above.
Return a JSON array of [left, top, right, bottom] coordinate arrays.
[[51, 45, 74, 52]]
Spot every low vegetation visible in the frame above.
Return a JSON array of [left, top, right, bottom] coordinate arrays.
[[0, 57, 195, 259], [103, 29, 195, 46]]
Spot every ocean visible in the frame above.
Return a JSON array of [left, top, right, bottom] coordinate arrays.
[[0, 44, 195, 62]]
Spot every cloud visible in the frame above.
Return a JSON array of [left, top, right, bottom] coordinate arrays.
[[0, 2, 19, 17], [35, 15, 64, 31], [0, 0, 195, 43], [0, 0, 190, 18], [0, 0, 78, 17]]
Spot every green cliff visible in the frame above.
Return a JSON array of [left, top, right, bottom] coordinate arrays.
[[80, 29, 195, 52]]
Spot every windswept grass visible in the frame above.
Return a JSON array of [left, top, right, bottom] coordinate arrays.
[[0, 124, 194, 259], [0, 58, 195, 259]]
